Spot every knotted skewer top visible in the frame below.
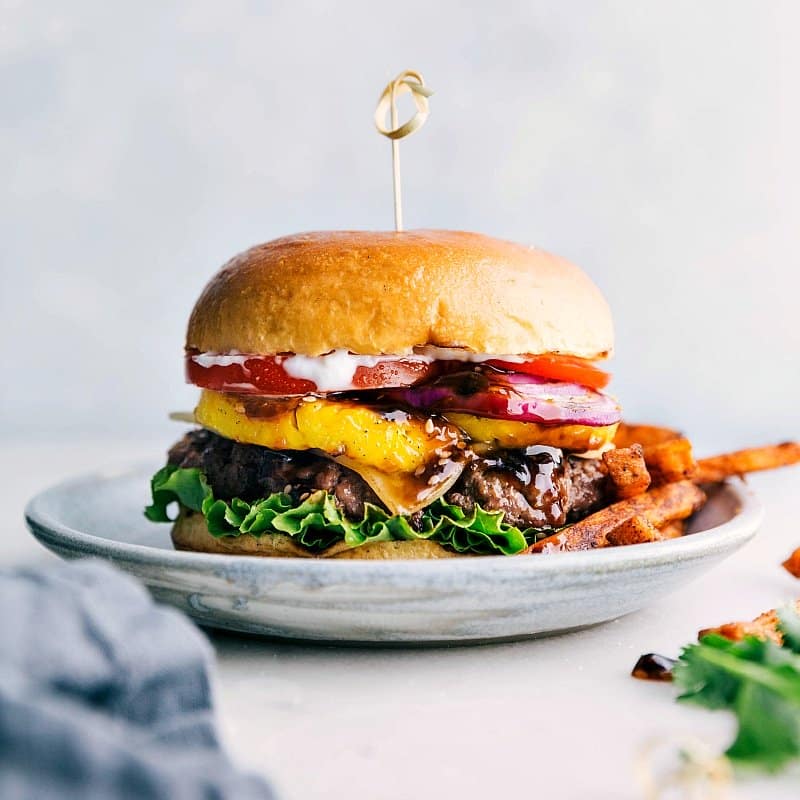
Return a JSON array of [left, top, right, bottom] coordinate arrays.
[[374, 70, 433, 231]]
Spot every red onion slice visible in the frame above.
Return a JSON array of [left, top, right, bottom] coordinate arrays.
[[388, 370, 621, 426]]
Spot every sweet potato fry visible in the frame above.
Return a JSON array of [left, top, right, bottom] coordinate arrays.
[[613, 423, 681, 449], [602, 444, 651, 499], [699, 599, 800, 645], [529, 480, 706, 553], [643, 437, 697, 484], [783, 547, 800, 578], [694, 442, 800, 483], [657, 519, 686, 539], [608, 514, 687, 546], [607, 515, 659, 546]]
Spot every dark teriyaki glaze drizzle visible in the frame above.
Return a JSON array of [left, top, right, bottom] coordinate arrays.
[[631, 653, 677, 682]]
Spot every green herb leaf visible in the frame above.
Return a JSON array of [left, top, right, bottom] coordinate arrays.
[[673, 616, 800, 771], [778, 607, 800, 655], [726, 679, 800, 770], [144, 466, 547, 555]]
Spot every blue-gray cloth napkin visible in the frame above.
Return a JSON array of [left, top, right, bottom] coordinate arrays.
[[0, 559, 274, 800]]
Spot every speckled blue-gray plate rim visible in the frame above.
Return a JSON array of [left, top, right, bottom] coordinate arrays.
[[24, 463, 763, 643]]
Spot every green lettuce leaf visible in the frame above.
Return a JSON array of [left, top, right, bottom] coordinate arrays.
[[144, 465, 211, 521], [145, 465, 546, 555]]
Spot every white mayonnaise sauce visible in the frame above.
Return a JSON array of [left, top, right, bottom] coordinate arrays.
[[190, 347, 529, 391], [413, 346, 524, 363], [192, 351, 251, 368], [279, 350, 400, 392]]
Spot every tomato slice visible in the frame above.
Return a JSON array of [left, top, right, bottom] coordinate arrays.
[[351, 360, 435, 390], [186, 353, 436, 396], [186, 352, 609, 396], [485, 355, 610, 390]]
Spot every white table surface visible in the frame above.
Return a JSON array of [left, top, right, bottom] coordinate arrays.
[[4, 439, 799, 799]]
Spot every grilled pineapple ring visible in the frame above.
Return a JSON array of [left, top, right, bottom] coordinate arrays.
[[195, 390, 462, 474], [442, 413, 618, 453]]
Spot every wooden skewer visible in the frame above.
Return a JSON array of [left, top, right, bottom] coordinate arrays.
[[374, 70, 433, 231]]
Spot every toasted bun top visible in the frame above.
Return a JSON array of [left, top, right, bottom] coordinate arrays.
[[186, 230, 613, 359]]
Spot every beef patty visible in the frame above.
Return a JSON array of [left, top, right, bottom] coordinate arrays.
[[168, 429, 607, 530]]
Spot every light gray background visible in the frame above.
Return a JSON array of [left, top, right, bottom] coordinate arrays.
[[2, 1, 798, 447]]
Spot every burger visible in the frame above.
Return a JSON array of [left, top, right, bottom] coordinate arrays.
[[145, 230, 621, 559]]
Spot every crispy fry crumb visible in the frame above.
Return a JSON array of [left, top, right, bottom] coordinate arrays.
[[783, 547, 800, 579], [603, 445, 651, 499], [607, 515, 659, 546]]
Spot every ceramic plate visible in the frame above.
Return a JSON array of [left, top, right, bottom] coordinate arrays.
[[25, 463, 762, 643]]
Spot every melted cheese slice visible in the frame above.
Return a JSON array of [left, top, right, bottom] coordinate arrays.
[[194, 390, 465, 514]]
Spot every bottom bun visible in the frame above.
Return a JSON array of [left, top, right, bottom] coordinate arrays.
[[320, 539, 461, 560], [171, 513, 314, 557], [171, 512, 462, 560]]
